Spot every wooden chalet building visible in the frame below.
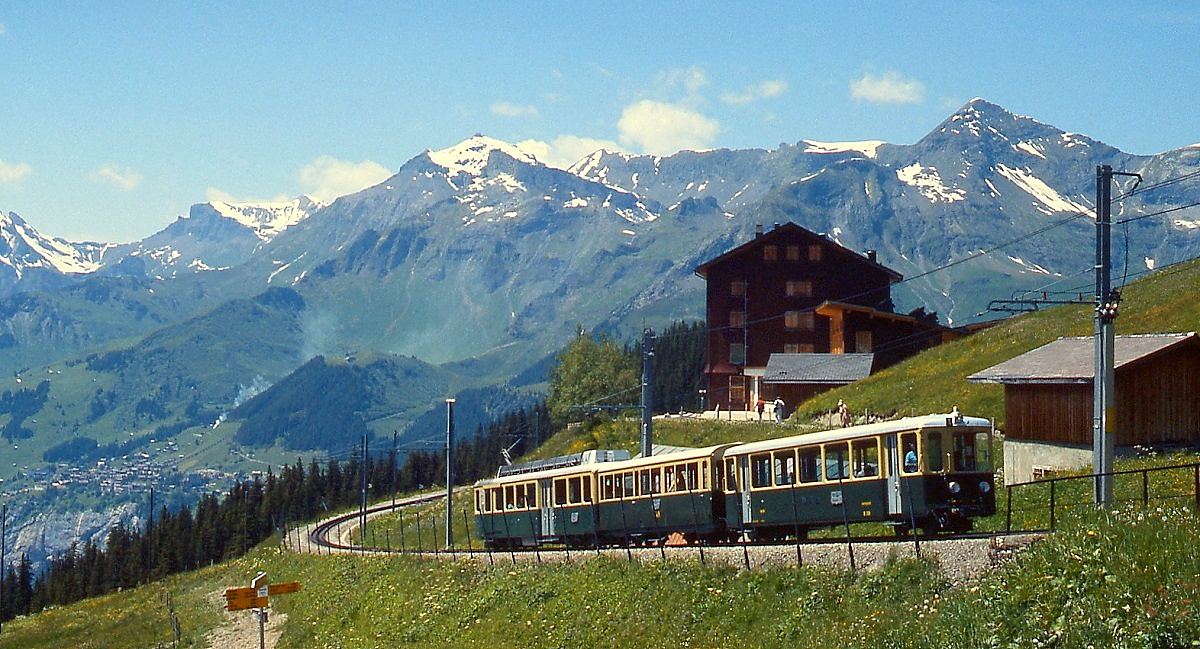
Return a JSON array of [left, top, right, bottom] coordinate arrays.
[[968, 332, 1200, 484], [695, 222, 958, 412]]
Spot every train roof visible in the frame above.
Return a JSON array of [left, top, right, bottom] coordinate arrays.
[[474, 443, 739, 487], [727, 413, 991, 456]]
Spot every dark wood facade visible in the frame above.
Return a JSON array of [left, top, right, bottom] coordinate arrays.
[[695, 222, 899, 410], [972, 333, 1200, 447], [1003, 344, 1200, 446]]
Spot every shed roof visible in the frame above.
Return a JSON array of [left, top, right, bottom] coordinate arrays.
[[967, 332, 1198, 384], [763, 353, 874, 384]]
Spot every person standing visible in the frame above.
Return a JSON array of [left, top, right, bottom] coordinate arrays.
[[773, 397, 785, 423], [837, 399, 851, 427]]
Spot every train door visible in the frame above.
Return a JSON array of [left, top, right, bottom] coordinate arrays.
[[885, 434, 903, 516], [539, 479, 555, 538], [739, 455, 753, 526]]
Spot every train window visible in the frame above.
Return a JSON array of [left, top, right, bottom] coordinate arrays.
[[725, 458, 738, 492], [798, 447, 821, 483], [825, 443, 849, 481], [975, 432, 992, 472], [901, 434, 919, 473], [476, 491, 484, 514], [701, 461, 709, 490], [851, 439, 879, 478], [683, 463, 699, 490], [527, 484, 538, 509], [950, 431, 979, 467], [554, 479, 568, 506], [505, 485, 516, 509], [514, 485, 526, 509], [664, 465, 677, 492], [493, 488, 503, 512], [924, 432, 944, 472], [568, 477, 582, 504], [583, 477, 592, 502], [774, 450, 796, 486], [751, 454, 772, 488], [623, 473, 635, 498]]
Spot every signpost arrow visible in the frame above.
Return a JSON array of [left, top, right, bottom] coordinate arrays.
[[222, 573, 303, 649]]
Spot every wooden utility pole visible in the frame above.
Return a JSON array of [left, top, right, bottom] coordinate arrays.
[[445, 398, 455, 549]]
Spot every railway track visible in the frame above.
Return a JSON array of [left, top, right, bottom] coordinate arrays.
[[298, 492, 1043, 584]]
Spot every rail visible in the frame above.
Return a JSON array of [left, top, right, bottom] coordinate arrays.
[[1003, 461, 1200, 533]]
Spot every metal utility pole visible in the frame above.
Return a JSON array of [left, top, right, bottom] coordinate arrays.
[[360, 435, 368, 542], [1093, 164, 1140, 506], [641, 328, 655, 458], [1, 503, 6, 632], [445, 398, 455, 549]]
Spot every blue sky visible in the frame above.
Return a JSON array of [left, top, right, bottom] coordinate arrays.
[[1, 2, 1198, 243]]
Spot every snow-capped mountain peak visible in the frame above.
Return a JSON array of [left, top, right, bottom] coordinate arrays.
[[206, 196, 321, 242], [0, 210, 106, 276], [426, 135, 540, 177]]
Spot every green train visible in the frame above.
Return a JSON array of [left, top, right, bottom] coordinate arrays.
[[473, 413, 995, 548]]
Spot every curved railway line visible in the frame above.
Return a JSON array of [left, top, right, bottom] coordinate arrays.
[[295, 491, 1044, 585]]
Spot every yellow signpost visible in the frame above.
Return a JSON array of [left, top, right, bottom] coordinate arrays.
[[223, 573, 303, 649]]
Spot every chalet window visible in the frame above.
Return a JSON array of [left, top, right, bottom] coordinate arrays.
[[786, 280, 813, 298], [785, 245, 801, 261], [729, 374, 746, 405], [729, 343, 746, 365], [730, 280, 747, 297], [799, 343, 815, 353], [808, 245, 823, 261], [785, 311, 815, 330], [763, 245, 779, 261], [855, 331, 873, 353], [784, 343, 800, 354], [729, 310, 746, 327]]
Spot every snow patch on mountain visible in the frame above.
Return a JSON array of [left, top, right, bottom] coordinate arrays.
[[1014, 141, 1047, 159], [0, 211, 106, 276], [428, 136, 540, 178], [803, 140, 886, 159], [208, 196, 321, 241], [896, 164, 966, 203], [995, 164, 1092, 215]]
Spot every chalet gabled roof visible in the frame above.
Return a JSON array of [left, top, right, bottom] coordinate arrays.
[[693, 222, 902, 281], [763, 353, 875, 384], [966, 332, 1198, 384]]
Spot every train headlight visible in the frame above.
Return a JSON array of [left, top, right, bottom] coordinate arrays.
[[979, 481, 992, 494], [947, 481, 961, 494]]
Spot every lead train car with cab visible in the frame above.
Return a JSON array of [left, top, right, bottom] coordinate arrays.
[[473, 413, 995, 547], [723, 413, 995, 540]]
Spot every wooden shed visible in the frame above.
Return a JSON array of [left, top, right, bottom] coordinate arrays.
[[967, 332, 1200, 483], [761, 353, 875, 408]]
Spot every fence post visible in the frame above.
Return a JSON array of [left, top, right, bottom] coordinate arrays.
[[1194, 464, 1199, 512], [1005, 484, 1013, 534], [1143, 470, 1150, 508], [1049, 480, 1057, 532]]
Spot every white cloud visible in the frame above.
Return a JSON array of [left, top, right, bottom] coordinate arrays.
[[0, 159, 32, 183], [850, 71, 925, 104], [656, 65, 710, 98], [297, 156, 392, 203], [721, 79, 788, 104], [490, 101, 539, 118], [90, 165, 143, 191], [515, 135, 626, 170], [617, 100, 719, 155]]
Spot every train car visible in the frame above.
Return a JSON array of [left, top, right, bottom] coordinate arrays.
[[474, 450, 629, 548], [723, 413, 995, 540], [474, 445, 738, 548], [592, 444, 739, 545]]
